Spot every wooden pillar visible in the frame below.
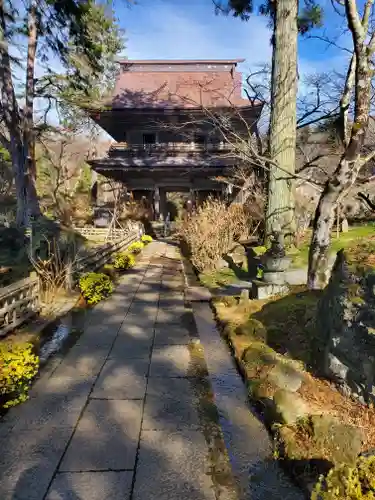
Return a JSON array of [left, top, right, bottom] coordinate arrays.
[[154, 186, 160, 221], [189, 188, 196, 211], [160, 188, 167, 219]]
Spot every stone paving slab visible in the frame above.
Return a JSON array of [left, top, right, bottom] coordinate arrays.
[[158, 297, 185, 309], [51, 346, 108, 377], [154, 324, 191, 345], [91, 358, 149, 399], [82, 319, 121, 334], [46, 471, 133, 500], [127, 301, 158, 317], [150, 345, 192, 378], [9, 377, 93, 430], [159, 282, 183, 293], [156, 308, 189, 324], [85, 311, 126, 328], [132, 289, 160, 299], [117, 320, 155, 338], [143, 394, 200, 430], [107, 336, 153, 359], [60, 399, 142, 472], [0, 426, 73, 500], [122, 312, 157, 329], [138, 283, 162, 293], [74, 329, 118, 350], [146, 376, 195, 397], [133, 429, 216, 500]]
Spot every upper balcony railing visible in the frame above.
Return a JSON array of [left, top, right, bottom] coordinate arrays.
[[108, 142, 235, 157]]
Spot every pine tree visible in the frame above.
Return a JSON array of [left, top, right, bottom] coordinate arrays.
[[0, 0, 123, 226]]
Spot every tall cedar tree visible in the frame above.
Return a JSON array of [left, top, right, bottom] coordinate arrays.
[[216, 0, 322, 242], [0, 0, 122, 226]]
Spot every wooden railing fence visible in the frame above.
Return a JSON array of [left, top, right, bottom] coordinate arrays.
[[73, 226, 135, 242], [0, 278, 39, 337], [0, 222, 143, 337]]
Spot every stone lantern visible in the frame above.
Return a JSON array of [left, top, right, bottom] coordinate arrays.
[[252, 231, 291, 299], [262, 231, 291, 284]]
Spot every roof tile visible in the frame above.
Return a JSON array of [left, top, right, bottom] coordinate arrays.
[[112, 66, 251, 109]]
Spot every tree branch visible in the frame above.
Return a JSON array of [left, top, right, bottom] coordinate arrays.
[[345, 0, 365, 45], [357, 191, 375, 211], [339, 53, 356, 147]]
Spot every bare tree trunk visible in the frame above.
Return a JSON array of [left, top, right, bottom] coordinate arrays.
[[307, 44, 372, 288], [24, 0, 40, 219], [0, 0, 28, 226], [0, 0, 41, 225], [265, 0, 298, 242]]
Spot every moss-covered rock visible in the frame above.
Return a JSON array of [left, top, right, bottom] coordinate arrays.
[[242, 342, 277, 370], [317, 251, 375, 403], [276, 414, 364, 466], [235, 318, 267, 342], [274, 414, 364, 493], [273, 389, 308, 424], [268, 361, 305, 393], [248, 379, 274, 400]]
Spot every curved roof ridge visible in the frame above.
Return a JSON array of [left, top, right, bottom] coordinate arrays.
[[117, 58, 245, 65]]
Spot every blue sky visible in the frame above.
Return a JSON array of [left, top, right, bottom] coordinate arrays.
[[28, 0, 352, 128], [115, 0, 352, 78]]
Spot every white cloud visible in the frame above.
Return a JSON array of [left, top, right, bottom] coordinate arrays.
[[298, 52, 350, 79], [123, 0, 273, 71]]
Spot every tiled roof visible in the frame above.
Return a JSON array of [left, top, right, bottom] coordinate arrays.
[[111, 60, 254, 109], [116, 58, 245, 65]]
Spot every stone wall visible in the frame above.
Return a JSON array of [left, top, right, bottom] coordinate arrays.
[[317, 250, 375, 404]]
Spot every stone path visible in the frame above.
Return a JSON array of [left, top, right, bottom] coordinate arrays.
[[0, 241, 302, 500]]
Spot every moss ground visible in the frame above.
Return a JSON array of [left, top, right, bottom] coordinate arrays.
[[199, 266, 248, 289], [199, 246, 266, 290], [200, 226, 375, 289], [288, 224, 375, 268], [212, 289, 375, 469]]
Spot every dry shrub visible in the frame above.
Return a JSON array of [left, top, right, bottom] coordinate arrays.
[[70, 193, 93, 225], [30, 237, 77, 304], [176, 198, 257, 272], [120, 201, 152, 223]]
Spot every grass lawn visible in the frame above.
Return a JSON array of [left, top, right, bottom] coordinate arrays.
[[288, 223, 375, 268], [199, 224, 375, 288], [199, 246, 266, 290], [199, 266, 248, 290]]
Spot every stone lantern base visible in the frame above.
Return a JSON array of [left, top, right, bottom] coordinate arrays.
[[252, 280, 290, 300]]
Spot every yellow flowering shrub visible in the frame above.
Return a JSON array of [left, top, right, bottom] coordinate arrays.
[[113, 252, 135, 270], [0, 342, 39, 409], [79, 272, 114, 305], [312, 455, 375, 499], [127, 241, 144, 254], [141, 235, 153, 244]]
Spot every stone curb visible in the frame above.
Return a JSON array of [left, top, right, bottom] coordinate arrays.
[[178, 249, 311, 497], [179, 246, 307, 499], [210, 309, 315, 497]]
